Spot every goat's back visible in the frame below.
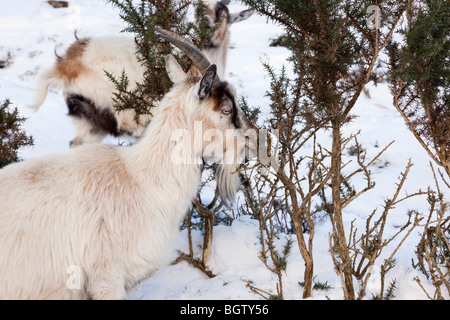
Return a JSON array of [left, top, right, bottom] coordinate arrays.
[[80, 35, 144, 87]]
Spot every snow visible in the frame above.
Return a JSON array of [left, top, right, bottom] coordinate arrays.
[[0, 0, 448, 300]]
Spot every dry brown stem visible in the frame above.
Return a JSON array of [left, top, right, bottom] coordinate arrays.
[[411, 162, 450, 299]]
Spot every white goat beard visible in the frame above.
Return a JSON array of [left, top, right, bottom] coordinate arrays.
[[216, 163, 240, 208]]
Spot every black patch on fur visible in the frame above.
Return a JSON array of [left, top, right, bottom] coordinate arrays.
[[211, 82, 241, 129], [66, 94, 123, 137], [215, 3, 230, 23]]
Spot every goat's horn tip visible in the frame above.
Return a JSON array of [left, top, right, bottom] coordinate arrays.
[[154, 27, 168, 37]]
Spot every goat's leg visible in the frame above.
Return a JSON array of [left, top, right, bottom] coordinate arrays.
[[69, 117, 105, 147]]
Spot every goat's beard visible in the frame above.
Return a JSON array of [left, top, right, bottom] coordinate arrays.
[[215, 163, 240, 208], [215, 133, 258, 207]]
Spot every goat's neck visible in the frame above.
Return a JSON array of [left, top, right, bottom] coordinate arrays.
[[124, 99, 203, 210], [204, 33, 229, 78]]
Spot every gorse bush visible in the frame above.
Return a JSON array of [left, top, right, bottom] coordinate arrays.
[[0, 99, 33, 168], [109, 0, 449, 299], [241, 0, 418, 300], [105, 0, 215, 120], [388, 0, 450, 179]]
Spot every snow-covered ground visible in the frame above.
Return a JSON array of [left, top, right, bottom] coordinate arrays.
[[0, 0, 448, 300]]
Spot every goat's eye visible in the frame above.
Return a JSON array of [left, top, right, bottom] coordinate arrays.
[[222, 108, 232, 115]]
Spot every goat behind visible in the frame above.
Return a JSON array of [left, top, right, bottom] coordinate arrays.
[[27, 1, 254, 147]]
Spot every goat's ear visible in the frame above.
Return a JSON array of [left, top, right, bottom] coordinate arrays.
[[165, 54, 186, 84], [229, 9, 254, 24], [198, 64, 217, 100]]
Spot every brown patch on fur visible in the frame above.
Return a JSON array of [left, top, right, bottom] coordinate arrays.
[[55, 38, 90, 82], [25, 162, 47, 184], [186, 75, 202, 86], [187, 66, 203, 77]]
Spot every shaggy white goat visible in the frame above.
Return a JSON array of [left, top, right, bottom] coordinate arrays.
[[28, 1, 254, 147], [0, 32, 258, 299]]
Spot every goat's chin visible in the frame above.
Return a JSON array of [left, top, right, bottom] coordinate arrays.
[[215, 163, 240, 208]]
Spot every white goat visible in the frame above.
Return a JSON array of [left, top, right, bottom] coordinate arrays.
[[28, 1, 254, 147], [0, 31, 258, 299]]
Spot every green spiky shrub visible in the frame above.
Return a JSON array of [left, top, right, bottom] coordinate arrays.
[[0, 99, 33, 168]]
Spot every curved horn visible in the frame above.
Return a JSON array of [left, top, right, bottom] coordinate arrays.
[[155, 27, 196, 47], [155, 28, 211, 76]]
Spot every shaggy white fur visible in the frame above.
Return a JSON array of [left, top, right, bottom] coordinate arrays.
[[0, 54, 257, 299]]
